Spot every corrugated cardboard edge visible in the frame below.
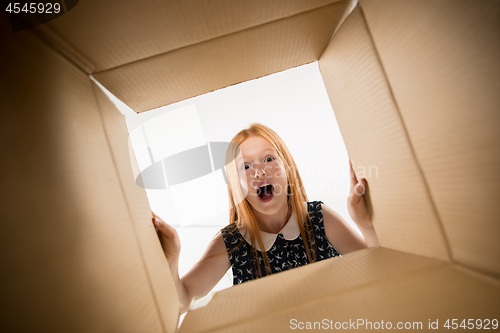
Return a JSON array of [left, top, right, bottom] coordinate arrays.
[[92, 81, 182, 332], [359, 0, 500, 277], [205, 264, 500, 332], [0, 25, 171, 331], [36, 0, 349, 73], [179, 248, 443, 332], [93, 1, 353, 112], [318, 6, 450, 260], [180, 248, 500, 332], [31, 23, 96, 74]]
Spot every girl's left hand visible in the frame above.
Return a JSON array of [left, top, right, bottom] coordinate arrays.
[[347, 160, 372, 229]]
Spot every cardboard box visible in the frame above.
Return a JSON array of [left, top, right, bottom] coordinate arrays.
[[1, 0, 499, 331]]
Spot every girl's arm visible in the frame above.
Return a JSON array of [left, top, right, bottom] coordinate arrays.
[[322, 160, 380, 254], [153, 213, 230, 314], [346, 160, 380, 248]]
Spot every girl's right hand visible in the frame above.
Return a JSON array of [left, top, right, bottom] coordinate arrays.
[[152, 212, 181, 262]]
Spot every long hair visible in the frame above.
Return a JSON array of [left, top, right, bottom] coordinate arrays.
[[224, 123, 316, 278]]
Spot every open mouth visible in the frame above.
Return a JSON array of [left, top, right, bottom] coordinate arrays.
[[257, 184, 274, 202]]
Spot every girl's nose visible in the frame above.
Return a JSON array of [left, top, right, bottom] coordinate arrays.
[[254, 168, 266, 178]]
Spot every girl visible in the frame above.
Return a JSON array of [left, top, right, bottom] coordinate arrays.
[[153, 124, 379, 313]]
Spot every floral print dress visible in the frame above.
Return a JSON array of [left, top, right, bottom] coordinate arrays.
[[221, 201, 340, 285]]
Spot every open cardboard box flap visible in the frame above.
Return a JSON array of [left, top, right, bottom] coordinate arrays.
[[181, 248, 500, 332], [1, 0, 499, 332], [34, 0, 354, 112]]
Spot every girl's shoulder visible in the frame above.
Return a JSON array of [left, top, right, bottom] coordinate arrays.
[[220, 223, 245, 246], [306, 200, 325, 213], [221, 222, 240, 235]]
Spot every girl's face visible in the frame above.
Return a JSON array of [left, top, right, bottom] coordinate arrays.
[[236, 136, 289, 216]]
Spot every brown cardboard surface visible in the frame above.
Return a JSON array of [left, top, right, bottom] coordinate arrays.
[[2, 0, 500, 331], [213, 265, 500, 332], [179, 248, 445, 332], [0, 28, 167, 332], [38, 0, 347, 73], [92, 82, 181, 331], [180, 247, 499, 332], [359, 0, 500, 277], [318, 7, 450, 260], [93, 1, 353, 112]]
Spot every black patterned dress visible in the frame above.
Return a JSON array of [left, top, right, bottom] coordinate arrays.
[[221, 201, 340, 285]]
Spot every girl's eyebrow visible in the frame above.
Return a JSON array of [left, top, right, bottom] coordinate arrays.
[[260, 149, 276, 156]]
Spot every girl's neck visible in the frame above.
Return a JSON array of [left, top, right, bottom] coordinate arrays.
[[253, 202, 292, 234]]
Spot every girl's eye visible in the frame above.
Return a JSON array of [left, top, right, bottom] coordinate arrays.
[[265, 157, 274, 162], [243, 164, 250, 170]]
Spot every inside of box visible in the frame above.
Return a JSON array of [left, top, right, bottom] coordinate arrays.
[[2, 0, 499, 332], [123, 61, 362, 295]]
